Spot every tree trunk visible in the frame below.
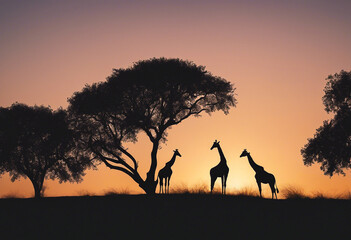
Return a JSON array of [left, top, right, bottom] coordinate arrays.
[[32, 182, 42, 199], [142, 141, 159, 194], [28, 176, 43, 199], [139, 177, 158, 194]]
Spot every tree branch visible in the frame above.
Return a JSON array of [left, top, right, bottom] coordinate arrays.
[[115, 145, 139, 171], [164, 94, 208, 127], [91, 146, 134, 176], [100, 144, 137, 173]]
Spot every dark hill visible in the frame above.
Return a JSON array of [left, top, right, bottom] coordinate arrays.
[[0, 194, 350, 239]]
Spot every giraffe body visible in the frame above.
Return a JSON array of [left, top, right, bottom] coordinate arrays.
[[240, 149, 279, 199], [158, 149, 181, 194], [210, 140, 229, 194]]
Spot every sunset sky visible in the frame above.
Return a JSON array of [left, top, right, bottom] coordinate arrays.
[[1, 0, 351, 198]]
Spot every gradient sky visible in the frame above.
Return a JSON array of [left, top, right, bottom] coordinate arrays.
[[1, 0, 351, 198]]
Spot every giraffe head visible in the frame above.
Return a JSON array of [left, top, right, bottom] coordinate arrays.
[[210, 140, 220, 150], [174, 149, 182, 157], [240, 149, 249, 158]]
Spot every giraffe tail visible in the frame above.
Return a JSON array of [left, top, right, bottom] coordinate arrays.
[[275, 182, 279, 194]]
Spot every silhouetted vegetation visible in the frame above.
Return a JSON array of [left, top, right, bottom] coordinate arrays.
[[68, 58, 236, 194], [171, 183, 211, 194], [1, 192, 22, 199], [302, 70, 351, 176], [103, 188, 131, 196], [311, 191, 330, 200], [281, 186, 307, 199], [170, 184, 259, 196], [234, 186, 259, 197], [0, 104, 94, 198]]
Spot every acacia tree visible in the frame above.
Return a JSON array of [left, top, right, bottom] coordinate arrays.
[[0, 103, 94, 198], [301, 70, 351, 176], [68, 58, 236, 194]]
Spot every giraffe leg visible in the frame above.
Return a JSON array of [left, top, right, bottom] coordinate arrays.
[[210, 176, 216, 193], [274, 180, 279, 199], [165, 177, 168, 194], [159, 177, 161, 194], [221, 176, 224, 194], [224, 174, 228, 195], [275, 188, 278, 199], [256, 180, 262, 198], [269, 182, 276, 199], [168, 176, 171, 194], [159, 177, 163, 194]]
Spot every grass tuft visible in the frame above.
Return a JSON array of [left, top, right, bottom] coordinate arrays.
[[1, 192, 22, 199], [103, 188, 131, 196], [190, 183, 209, 194], [311, 191, 330, 200], [233, 187, 259, 197], [77, 190, 96, 197], [281, 186, 309, 199], [170, 183, 191, 194], [171, 183, 210, 194], [334, 191, 351, 200], [171, 184, 262, 197]]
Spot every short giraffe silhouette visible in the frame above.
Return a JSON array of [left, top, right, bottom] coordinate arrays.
[[210, 140, 229, 194], [240, 149, 279, 199], [158, 149, 182, 194]]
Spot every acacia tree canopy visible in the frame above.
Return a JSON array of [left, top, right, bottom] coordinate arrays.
[[0, 103, 94, 198], [301, 70, 351, 176], [68, 58, 236, 194]]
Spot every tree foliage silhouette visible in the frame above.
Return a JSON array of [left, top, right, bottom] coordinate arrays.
[[301, 70, 351, 176], [0, 104, 94, 198], [68, 58, 236, 194]]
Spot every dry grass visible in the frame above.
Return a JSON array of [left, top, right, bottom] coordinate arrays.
[[77, 188, 132, 197], [281, 186, 347, 200], [333, 191, 351, 200], [1, 192, 23, 199], [310, 191, 331, 200], [343, 192, 351, 200], [170, 182, 231, 195], [77, 190, 96, 197], [171, 183, 209, 194], [3, 183, 350, 200], [281, 185, 309, 199], [171, 183, 259, 197], [169, 183, 191, 194], [103, 188, 131, 196], [189, 183, 209, 194], [233, 187, 259, 197]]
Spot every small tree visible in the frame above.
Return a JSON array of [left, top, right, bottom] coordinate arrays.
[[301, 70, 351, 176], [0, 103, 94, 198], [68, 58, 236, 194]]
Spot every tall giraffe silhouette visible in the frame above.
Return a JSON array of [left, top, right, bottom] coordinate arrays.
[[158, 149, 182, 194], [210, 140, 229, 194], [240, 149, 279, 199]]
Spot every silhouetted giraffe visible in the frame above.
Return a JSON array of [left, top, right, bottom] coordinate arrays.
[[210, 140, 229, 194], [158, 149, 182, 194], [240, 149, 279, 199]]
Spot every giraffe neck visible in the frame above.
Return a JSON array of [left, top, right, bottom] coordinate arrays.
[[247, 153, 262, 172], [217, 145, 227, 164], [166, 153, 177, 167]]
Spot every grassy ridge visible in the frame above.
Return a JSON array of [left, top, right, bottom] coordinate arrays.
[[0, 194, 350, 239]]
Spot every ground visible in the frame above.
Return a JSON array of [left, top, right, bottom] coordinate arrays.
[[0, 194, 350, 239]]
